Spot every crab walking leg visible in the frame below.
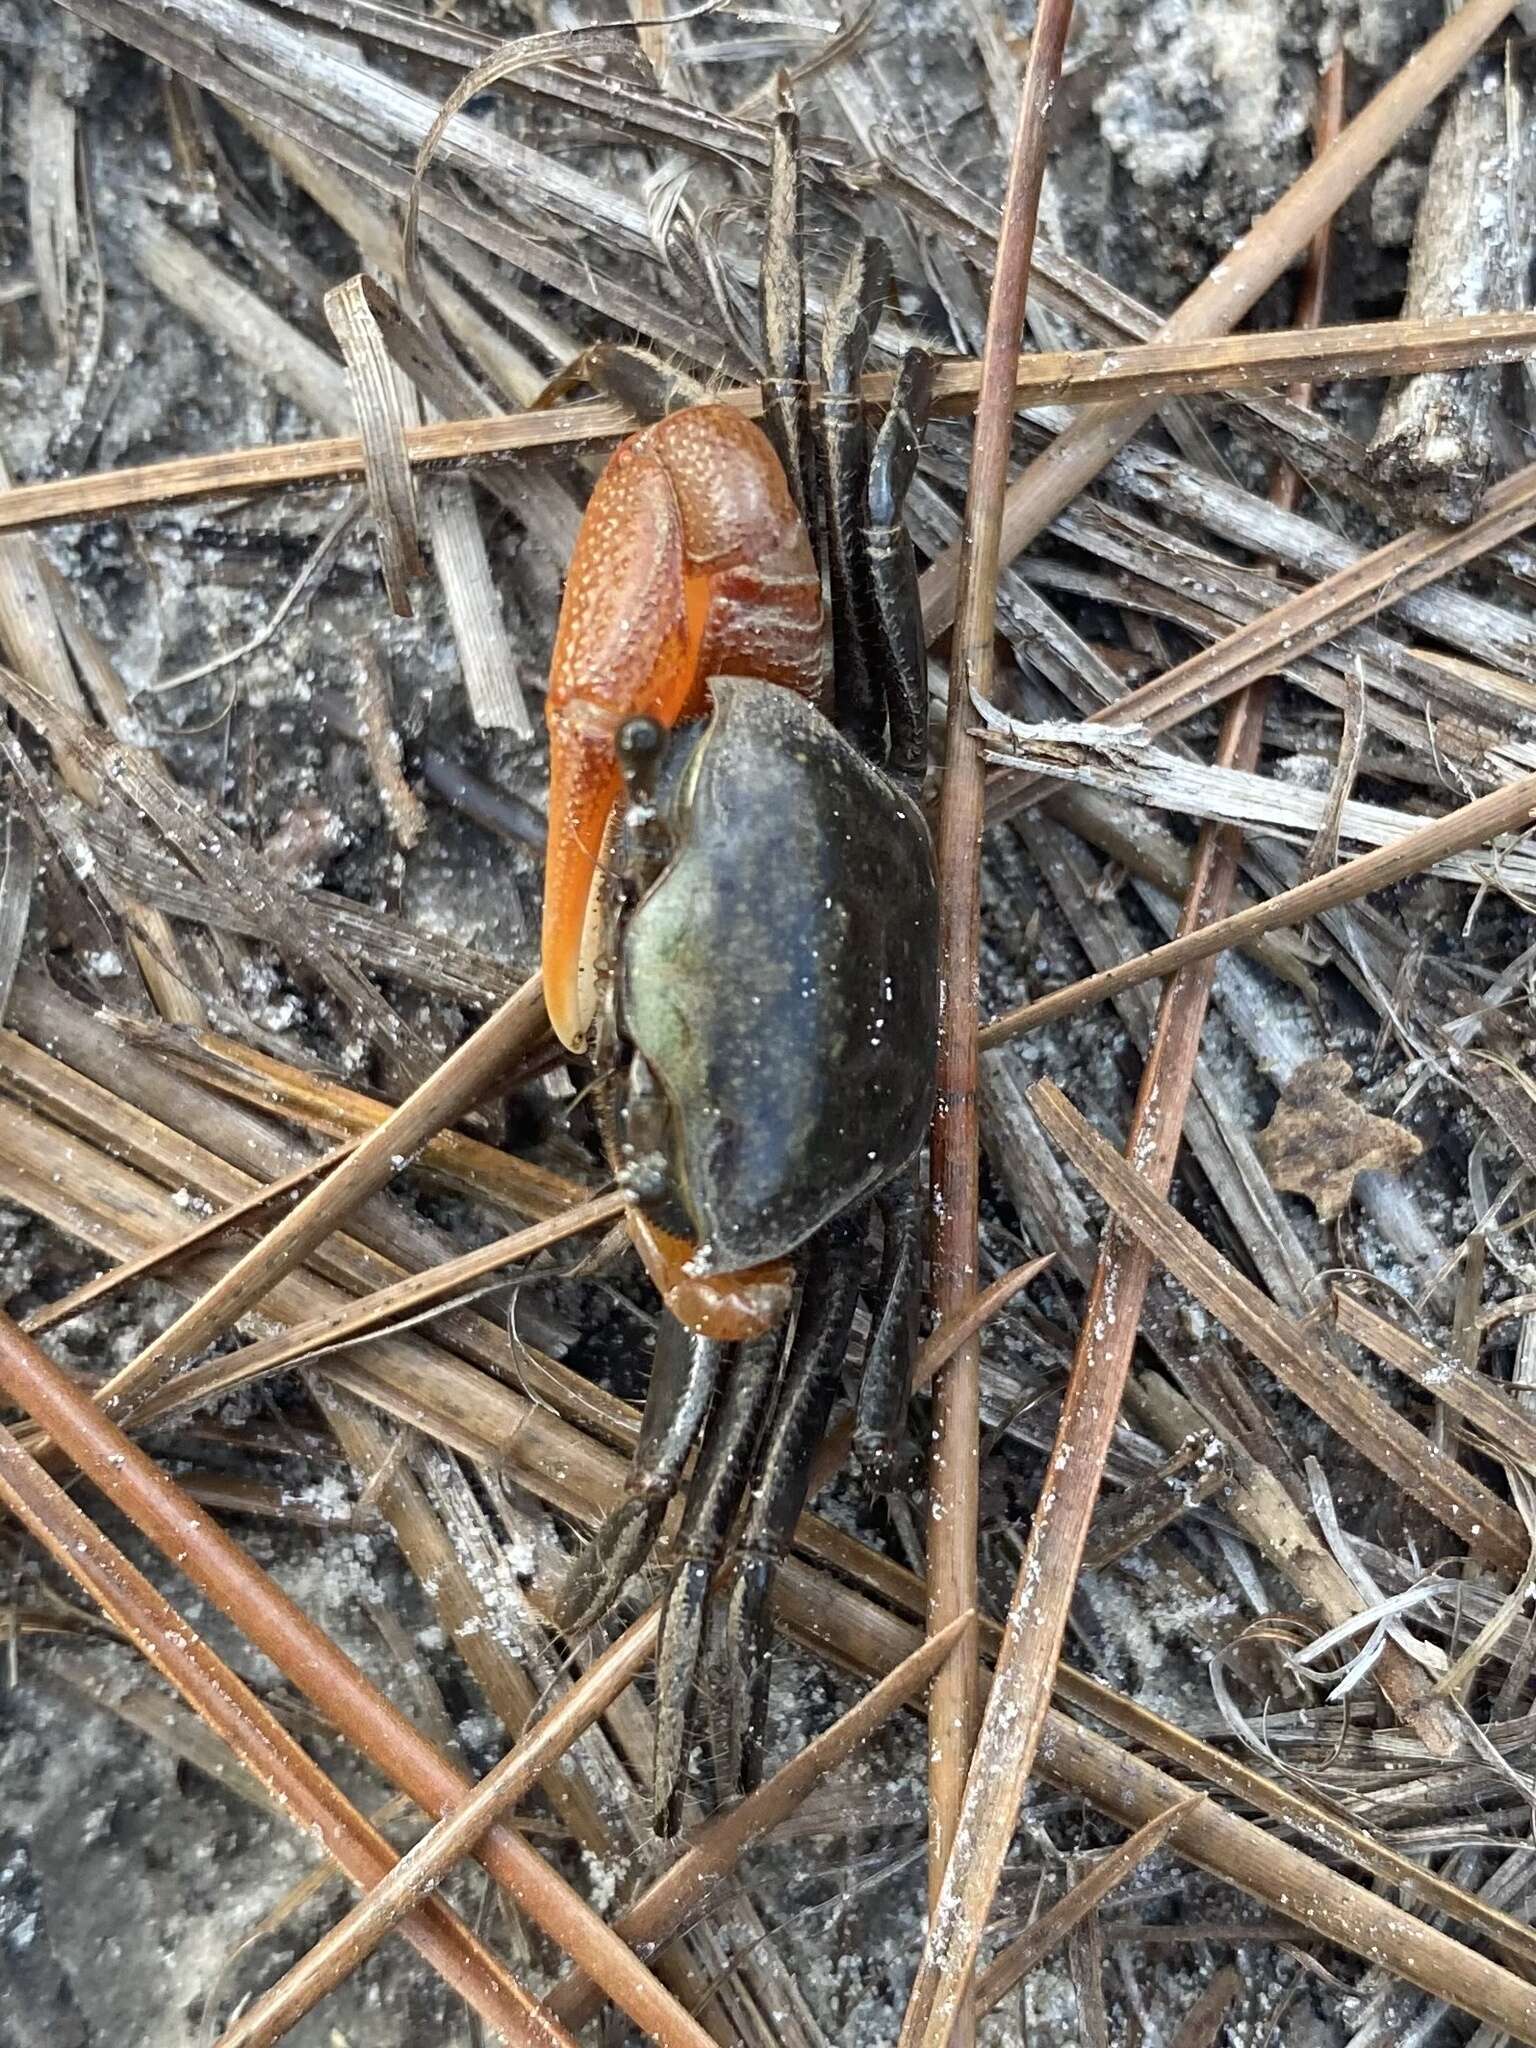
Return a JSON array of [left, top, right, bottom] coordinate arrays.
[[865, 350, 937, 792], [818, 234, 892, 757], [653, 1327, 783, 1835], [758, 107, 816, 546], [554, 1316, 723, 1633], [854, 1172, 926, 1484], [722, 1218, 866, 1796]]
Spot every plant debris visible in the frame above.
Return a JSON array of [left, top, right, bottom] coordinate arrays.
[[1256, 1053, 1425, 1221], [9, 4, 1536, 2045]]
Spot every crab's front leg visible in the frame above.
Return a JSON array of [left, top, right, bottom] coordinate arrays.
[[553, 1313, 723, 1636]]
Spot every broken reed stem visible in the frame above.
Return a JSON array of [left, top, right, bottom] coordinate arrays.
[[901, 63, 1347, 2043], [917, 0, 1526, 639], [924, 19, 1074, 2039], [103, 971, 549, 1408], [119, 1190, 626, 1432], [222, 1611, 971, 2048], [20, 1141, 357, 1336], [0, 1308, 716, 2048], [981, 762, 1536, 1046], [4, 313, 1536, 535], [0, 1419, 567, 2048], [974, 1797, 1203, 2015]]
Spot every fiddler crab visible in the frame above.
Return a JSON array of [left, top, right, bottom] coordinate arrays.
[[541, 111, 940, 1834]]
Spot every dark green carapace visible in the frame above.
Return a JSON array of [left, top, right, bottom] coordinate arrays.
[[619, 677, 939, 1274]]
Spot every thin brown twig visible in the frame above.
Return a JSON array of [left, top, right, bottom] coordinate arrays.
[[0, 1307, 717, 2048], [923, 24, 1075, 2048], [917, 0, 1527, 638], [974, 1797, 1203, 2015], [0, 1420, 569, 2048], [899, 61, 1349, 2042], [3, 313, 1536, 536], [119, 1189, 626, 1431]]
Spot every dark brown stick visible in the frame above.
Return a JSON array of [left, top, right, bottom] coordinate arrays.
[[923, 24, 1076, 2047]]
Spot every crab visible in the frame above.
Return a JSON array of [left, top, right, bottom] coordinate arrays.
[[541, 112, 940, 1834]]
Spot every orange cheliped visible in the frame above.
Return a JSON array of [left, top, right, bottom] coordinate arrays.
[[542, 402, 823, 1337]]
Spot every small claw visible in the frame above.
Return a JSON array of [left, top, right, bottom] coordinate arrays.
[[628, 1208, 794, 1340], [653, 1557, 713, 1836], [553, 1496, 665, 1636]]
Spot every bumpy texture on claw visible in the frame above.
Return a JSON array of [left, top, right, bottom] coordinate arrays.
[[542, 404, 823, 1052]]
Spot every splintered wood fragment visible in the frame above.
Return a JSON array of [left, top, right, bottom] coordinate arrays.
[[8, 309, 1536, 535], [424, 474, 531, 734], [923, 20, 1075, 2039], [1370, 54, 1527, 519], [974, 1797, 1203, 2014], [25, 66, 80, 356], [1030, 1080, 1526, 1578], [0, 1417, 562, 2048], [917, 0, 1529, 640], [0, 1309, 715, 2048], [1257, 1056, 1422, 1219], [0, 815, 35, 1024], [982, 764, 1536, 1046], [1300, 662, 1365, 883], [325, 275, 424, 615]]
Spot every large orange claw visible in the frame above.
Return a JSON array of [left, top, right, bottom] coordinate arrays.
[[542, 405, 822, 1053]]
